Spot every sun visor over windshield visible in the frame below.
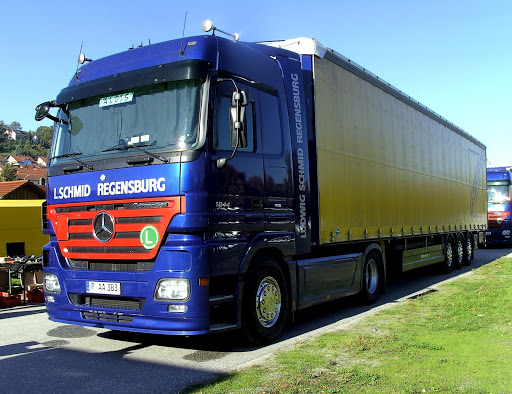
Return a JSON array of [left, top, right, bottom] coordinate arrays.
[[56, 60, 209, 105]]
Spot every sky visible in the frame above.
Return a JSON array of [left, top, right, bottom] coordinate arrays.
[[1, 0, 511, 166]]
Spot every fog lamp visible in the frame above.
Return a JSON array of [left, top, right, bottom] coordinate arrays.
[[168, 304, 188, 313]]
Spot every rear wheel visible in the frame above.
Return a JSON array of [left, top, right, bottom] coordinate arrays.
[[463, 233, 473, 266], [360, 250, 383, 304], [242, 258, 289, 346], [441, 237, 455, 274], [453, 234, 464, 270]]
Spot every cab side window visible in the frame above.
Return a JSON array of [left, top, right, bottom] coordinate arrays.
[[260, 91, 282, 155]]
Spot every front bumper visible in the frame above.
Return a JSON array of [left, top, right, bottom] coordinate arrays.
[[43, 236, 211, 335]]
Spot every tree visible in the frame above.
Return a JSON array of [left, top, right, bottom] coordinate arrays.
[[14, 139, 25, 155], [0, 163, 18, 182], [36, 126, 53, 149], [0, 138, 15, 154], [9, 121, 22, 131], [21, 140, 32, 156]]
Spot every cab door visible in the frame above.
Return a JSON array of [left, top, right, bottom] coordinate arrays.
[[206, 80, 264, 274]]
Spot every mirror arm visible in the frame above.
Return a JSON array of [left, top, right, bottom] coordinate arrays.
[[216, 135, 239, 169], [35, 100, 69, 125], [46, 113, 69, 126]]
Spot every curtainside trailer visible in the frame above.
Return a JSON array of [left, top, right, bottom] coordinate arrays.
[[36, 22, 487, 345]]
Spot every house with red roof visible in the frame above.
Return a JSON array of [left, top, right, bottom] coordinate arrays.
[[36, 156, 48, 167], [16, 166, 47, 185], [0, 180, 46, 199], [6, 155, 37, 167]]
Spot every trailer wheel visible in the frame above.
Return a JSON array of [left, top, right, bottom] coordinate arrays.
[[463, 233, 473, 266], [453, 234, 464, 270], [242, 258, 289, 346], [360, 250, 383, 305], [441, 237, 455, 274]]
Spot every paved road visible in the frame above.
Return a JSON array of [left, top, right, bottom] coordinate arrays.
[[1, 247, 510, 393]]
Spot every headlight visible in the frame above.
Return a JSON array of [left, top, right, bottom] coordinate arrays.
[[502, 230, 511, 236], [43, 273, 61, 294], [154, 278, 190, 301]]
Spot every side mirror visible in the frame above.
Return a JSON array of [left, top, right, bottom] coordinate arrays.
[[35, 102, 51, 121], [229, 106, 247, 148], [214, 82, 249, 169], [231, 91, 248, 107], [34, 100, 69, 126], [229, 90, 248, 148]]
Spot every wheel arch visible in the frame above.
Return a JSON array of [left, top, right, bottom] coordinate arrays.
[[361, 242, 386, 293], [236, 237, 295, 330], [444, 232, 456, 246]]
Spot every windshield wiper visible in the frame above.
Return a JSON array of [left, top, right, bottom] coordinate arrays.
[[103, 143, 169, 164], [49, 152, 94, 171]]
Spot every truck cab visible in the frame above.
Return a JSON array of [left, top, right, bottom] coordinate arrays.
[[486, 167, 512, 245], [37, 33, 312, 344]]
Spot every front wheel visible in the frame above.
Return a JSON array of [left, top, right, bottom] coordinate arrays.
[[242, 258, 289, 346], [360, 250, 383, 304]]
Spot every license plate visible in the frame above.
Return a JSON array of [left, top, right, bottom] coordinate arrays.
[[86, 281, 121, 295]]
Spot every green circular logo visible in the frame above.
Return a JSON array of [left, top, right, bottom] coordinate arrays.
[[140, 225, 159, 250]]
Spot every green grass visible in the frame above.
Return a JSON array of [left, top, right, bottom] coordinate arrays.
[[188, 257, 512, 393]]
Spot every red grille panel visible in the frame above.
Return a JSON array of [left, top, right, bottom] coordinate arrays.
[[47, 196, 183, 260], [488, 211, 510, 227]]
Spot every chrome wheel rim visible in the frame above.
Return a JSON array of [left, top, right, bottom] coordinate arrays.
[[446, 243, 453, 267], [457, 240, 464, 264], [366, 258, 379, 294], [466, 236, 472, 259], [256, 276, 281, 328]]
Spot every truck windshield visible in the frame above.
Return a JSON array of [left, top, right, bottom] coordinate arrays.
[[487, 184, 510, 203], [50, 79, 201, 164]]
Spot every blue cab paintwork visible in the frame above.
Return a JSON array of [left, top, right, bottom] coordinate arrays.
[[42, 34, 358, 336], [48, 164, 180, 204]]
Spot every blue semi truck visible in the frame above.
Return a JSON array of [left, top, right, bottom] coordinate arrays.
[[486, 167, 512, 245], [36, 22, 487, 344]]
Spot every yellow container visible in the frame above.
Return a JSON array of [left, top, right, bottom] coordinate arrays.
[[0, 200, 49, 256], [312, 54, 487, 244]]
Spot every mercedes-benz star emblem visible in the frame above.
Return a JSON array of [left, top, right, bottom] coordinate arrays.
[[93, 212, 115, 242]]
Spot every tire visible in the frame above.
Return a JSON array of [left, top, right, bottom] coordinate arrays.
[[441, 237, 455, 274], [453, 234, 464, 270], [360, 250, 383, 305], [242, 258, 289, 346], [463, 233, 473, 266]]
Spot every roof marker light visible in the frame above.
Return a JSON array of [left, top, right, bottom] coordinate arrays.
[[78, 53, 93, 65], [201, 19, 239, 42]]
